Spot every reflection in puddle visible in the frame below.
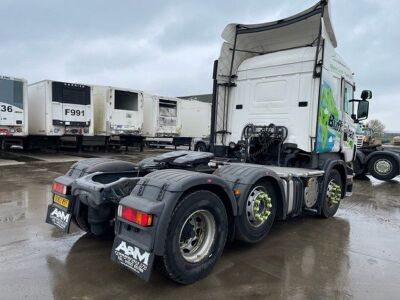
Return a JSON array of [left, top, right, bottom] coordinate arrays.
[[0, 198, 28, 223]]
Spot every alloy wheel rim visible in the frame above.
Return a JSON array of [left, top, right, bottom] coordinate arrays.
[[179, 209, 216, 263], [246, 186, 272, 227], [374, 159, 392, 175]]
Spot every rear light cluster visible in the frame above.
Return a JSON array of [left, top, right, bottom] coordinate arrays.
[[0, 129, 9, 135], [118, 205, 153, 227], [52, 182, 69, 195]]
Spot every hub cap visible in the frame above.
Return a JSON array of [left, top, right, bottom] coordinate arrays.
[[374, 159, 392, 175], [246, 186, 272, 227], [326, 179, 341, 206], [179, 210, 216, 263]]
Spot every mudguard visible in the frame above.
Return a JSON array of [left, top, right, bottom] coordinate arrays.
[[66, 158, 137, 178], [47, 158, 138, 233], [115, 169, 238, 256], [72, 172, 141, 208], [213, 163, 287, 219]]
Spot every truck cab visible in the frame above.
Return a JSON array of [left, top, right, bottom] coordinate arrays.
[[211, 1, 370, 168]]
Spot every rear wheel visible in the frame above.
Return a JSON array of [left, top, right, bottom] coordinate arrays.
[[74, 203, 114, 237], [321, 169, 342, 218], [368, 155, 399, 181], [235, 180, 277, 243], [160, 190, 228, 284]]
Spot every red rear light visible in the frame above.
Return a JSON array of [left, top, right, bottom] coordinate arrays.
[[52, 182, 68, 195], [118, 205, 153, 227], [0, 129, 9, 136]]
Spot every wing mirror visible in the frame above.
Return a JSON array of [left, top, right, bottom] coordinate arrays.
[[350, 90, 372, 122], [357, 100, 369, 121]]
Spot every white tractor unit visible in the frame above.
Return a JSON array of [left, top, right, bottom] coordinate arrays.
[[46, 0, 372, 284], [0, 75, 28, 149]]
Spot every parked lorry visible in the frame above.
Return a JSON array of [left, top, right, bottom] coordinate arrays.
[[92, 85, 145, 151], [354, 125, 400, 180], [0, 75, 28, 149], [46, 0, 372, 284]]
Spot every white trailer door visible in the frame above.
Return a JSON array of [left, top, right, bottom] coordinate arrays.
[[110, 90, 142, 132], [0, 78, 24, 127], [52, 82, 91, 126]]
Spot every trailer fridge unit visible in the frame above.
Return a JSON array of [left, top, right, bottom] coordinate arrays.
[[27, 80, 93, 149], [0, 75, 28, 149], [46, 0, 372, 284], [92, 85, 145, 150], [143, 95, 190, 148], [93, 86, 144, 136], [180, 99, 211, 151]]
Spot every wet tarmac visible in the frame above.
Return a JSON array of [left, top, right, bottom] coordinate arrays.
[[0, 151, 399, 299]]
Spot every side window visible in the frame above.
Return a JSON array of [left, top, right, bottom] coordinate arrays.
[[343, 81, 354, 114]]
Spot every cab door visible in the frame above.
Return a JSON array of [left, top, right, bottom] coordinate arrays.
[[341, 79, 356, 162]]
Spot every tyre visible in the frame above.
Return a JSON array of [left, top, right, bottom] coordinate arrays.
[[74, 203, 114, 237], [235, 180, 277, 243], [368, 155, 399, 181], [160, 190, 228, 284], [321, 169, 342, 218], [194, 142, 207, 152]]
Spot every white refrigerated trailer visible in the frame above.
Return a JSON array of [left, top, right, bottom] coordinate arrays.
[[0, 75, 28, 149], [92, 86, 145, 150], [180, 99, 211, 151], [143, 95, 191, 148], [27, 80, 93, 149]]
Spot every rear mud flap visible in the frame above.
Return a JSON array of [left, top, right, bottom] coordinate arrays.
[[111, 237, 154, 281], [45, 204, 72, 233]]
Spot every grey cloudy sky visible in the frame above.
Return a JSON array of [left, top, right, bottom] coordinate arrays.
[[1, 0, 399, 130]]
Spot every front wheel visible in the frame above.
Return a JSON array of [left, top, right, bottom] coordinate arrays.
[[160, 190, 228, 284], [321, 169, 343, 218], [368, 155, 399, 181]]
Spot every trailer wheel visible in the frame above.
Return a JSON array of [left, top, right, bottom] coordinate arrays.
[[235, 180, 277, 243], [194, 142, 207, 152], [368, 155, 399, 181], [160, 190, 228, 284], [321, 169, 342, 218]]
